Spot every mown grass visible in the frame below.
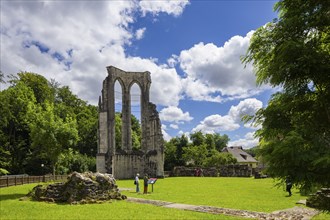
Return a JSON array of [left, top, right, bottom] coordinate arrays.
[[119, 177, 305, 212], [0, 183, 242, 220], [1, 177, 329, 219]]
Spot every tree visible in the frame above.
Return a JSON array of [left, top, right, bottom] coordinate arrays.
[[0, 81, 37, 174], [29, 103, 79, 176], [190, 131, 205, 146], [0, 72, 97, 175], [114, 112, 142, 150], [75, 105, 98, 156], [164, 141, 177, 171], [176, 135, 189, 166], [57, 148, 96, 174], [131, 114, 141, 149], [242, 0, 330, 190], [214, 133, 229, 152], [204, 150, 237, 168], [183, 144, 208, 166], [11, 72, 54, 104]]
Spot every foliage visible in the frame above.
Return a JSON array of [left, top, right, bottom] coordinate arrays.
[[29, 103, 79, 176], [114, 112, 142, 150], [164, 140, 177, 171], [0, 72, 98, 175], [204, 150, 237, 168], [0, 168, 9, 175], [0, 81, 37, 174], [242, 0, 330, 194], [164, 132, 231, 170], [75, 105, 98, 156], [57, 148, 96, 174], [244, 146, 259, 158], [183, 144, 208, 166]]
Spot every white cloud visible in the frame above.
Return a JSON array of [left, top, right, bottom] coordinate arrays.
[[192, 114, 239, 133], [135, 27, 146, 40], [177, 131, 191, 142], [139, 0, 190, 17], [191, 98, 263, 134], [178, 31, 268, 102], [228, 132, 259, 149], [167, 55, 178, 68], [162, 129, 171, 141], [0, 1, 185, 106], [228, 98, 263, 123], [160, 106, 193, 123], [170, 124, 179, 129]]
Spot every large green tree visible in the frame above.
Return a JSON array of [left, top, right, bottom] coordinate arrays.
[[0, 81, 37, 174], [164, 132, 231, 170], [29, 103, 79, 176], [0, 72, 98, 175], [243, 0, 330, 190]]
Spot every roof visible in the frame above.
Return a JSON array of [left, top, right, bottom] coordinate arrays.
[[222, 146, 258, 163]]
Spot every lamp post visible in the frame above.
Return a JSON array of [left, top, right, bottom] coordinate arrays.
[[41, 164, 45, 182]]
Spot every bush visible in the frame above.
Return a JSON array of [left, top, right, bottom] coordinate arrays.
[[57, 148, 96, 174]]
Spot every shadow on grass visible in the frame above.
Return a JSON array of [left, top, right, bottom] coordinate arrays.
[[0, 193, 26, 201]]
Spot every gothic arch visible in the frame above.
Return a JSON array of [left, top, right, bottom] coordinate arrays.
[[97, 66, 164, 179]]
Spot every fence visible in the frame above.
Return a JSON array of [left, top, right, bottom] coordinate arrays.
[[0, 175, 68, 188]]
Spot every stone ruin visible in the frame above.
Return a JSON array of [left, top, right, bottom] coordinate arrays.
[[97, 66, 164, 179], [27, 172, 126, 204], [171, 165, 254, 177]]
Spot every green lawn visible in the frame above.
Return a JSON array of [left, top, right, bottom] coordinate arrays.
[[1, 177, 329, 219], [0, 183, 240, 220], [119, 177, 305, 212]]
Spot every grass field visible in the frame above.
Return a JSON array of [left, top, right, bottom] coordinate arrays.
[[119, 177, 304, 212], [1, 177, 329, 219]]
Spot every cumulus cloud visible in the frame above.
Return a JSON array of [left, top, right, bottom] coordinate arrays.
[[228, 98, 263, 123], [192, 114, 239, 133], [228, 132, 259, 149], [139, 0, 190, 17], [135, 27, 146, 40], [0, 1, 185, 106], [178, 31, 267, 102], [191, 98, 263, 134], [160, 106, 193, 123], [170, 124, 179, 129]]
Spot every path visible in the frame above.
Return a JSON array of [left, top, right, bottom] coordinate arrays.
[[126, 197, 319, 220]]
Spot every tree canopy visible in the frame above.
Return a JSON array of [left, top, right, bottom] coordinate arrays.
[[0, 72, 98, 175], [242, 0, 330, 190], [164, 131, 234, 171]]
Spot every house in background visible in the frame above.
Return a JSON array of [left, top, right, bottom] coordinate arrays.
[[222, 146, 258, 168]]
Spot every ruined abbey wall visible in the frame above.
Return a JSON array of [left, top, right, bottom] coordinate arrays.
[[96, 66, 164, 179]]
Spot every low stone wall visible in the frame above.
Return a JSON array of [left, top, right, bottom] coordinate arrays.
[[171, 165, 253, 177]]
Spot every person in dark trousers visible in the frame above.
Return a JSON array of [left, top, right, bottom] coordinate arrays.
[[286, 176, 292, 196], [143, 174, 149, 194]]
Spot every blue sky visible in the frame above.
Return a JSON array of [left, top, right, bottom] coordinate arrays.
[[1, 0, 278, 148]]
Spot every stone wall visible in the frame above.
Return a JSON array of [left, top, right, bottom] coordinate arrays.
[[97, 66, 164, 179], [171, 165, 253, 177]]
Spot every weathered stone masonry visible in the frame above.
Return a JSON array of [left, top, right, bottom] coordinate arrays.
[[97, 66, 164, 179]]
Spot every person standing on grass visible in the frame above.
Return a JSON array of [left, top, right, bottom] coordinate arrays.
[[143, 174, 149, 194], [286, 176, 292, 196], [135, 173, 140, 193]]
